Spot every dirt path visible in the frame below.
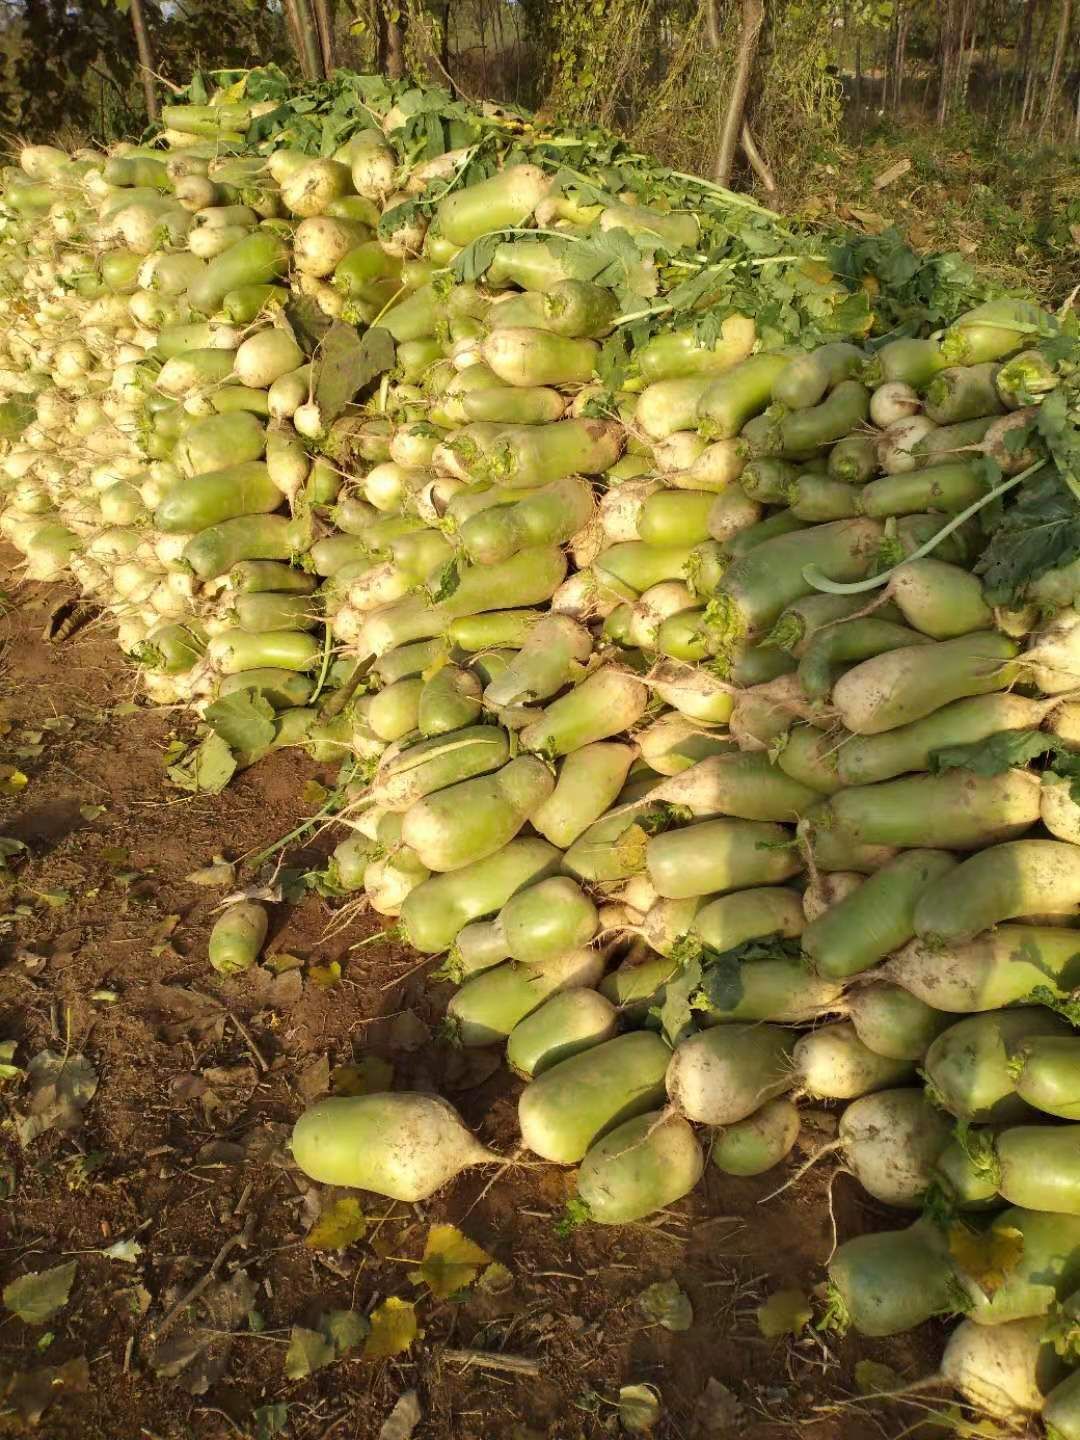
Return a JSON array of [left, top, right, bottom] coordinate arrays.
[[0, 570, 939, 1439]]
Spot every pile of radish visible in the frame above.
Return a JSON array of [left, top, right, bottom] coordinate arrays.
[[2, 72, 1079, 1429]]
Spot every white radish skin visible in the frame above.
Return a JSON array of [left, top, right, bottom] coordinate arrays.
[[667, 1024, 793, 1126], [1026, 607, 1080, 694], [291, 1093, 496, 1201], [838, 1088, 953, 1207], [792, 1022, 913, 1101], [233, 329, 304, 389], [877, 415, 937, 473], [869, 381, 920, 427], [940, 1316, 1064, 1420]]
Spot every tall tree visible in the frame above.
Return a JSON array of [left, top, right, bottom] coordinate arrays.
[[712, 0, 765, 184], [125, 0, 159, 122], [1039, 0, 1072, 137]]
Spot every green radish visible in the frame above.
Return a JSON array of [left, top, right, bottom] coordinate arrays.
[[458, 476, 595, 562], [766, 592, 894, 655], [364, 844, 431, 917], [696, 353, 795, 438], [462, 386, 565, 424], [651, 751, 820, 821], [448, 611, 545, 651], [575, 1111, 704, 1224], [176, 411, 266, 476], [331, 833, 376, 891], [705, 518, 884, 645], [813, 769, 1040, 851], [230, 593, 315, 633], [922, 1008, 1072, 1122], [844, 983, 953, 1061], [1014, 1037, 1080, 1120], [859, 459, 990, 517], [863, 337, 948, 389], [211, 386, 272, 418], [601, 950, 680, 1008], [887, 556, 993, 638], [884, 926, 1080, 1013], [530, 742, 637, 848], [956, 1207, 1080, 1326], [740, 457, 799, 504], [183, 515, 304, 580], [485, 239, 574, 291], [541, 279, 617, 338], [827, 1218, 959, 1337], [1045, 1370, 1080, 1439], [637, 489, 714, 546], [599, 200, 699, 248], [136, 622, 207, 675], [367, 678, 423, 741], [792, 1021, 913, 1100], [837, 1088, 954, 1207], [711, 1096, 801, 1176], [417, 665, 482, 736], [697, 957, 844, 1025], [223, 283, 287, 323], [507, 989, 618, 1079], [187, 230, 290, 315], [924, 362, 1005, 424], [482, 328, 597, 388], [158, 348, 236, 394], [797, 618, 933, 701], [635, 375, 717, 441], [374, 638, 447, 686], [941, 299, 1051, 366], [436, 163, 551, 245], [633, 315, 757, 384], [765, 380, 870, 458], [837, 693, 1045, 786], [650, 660, 736, 724], [218, 669, 315, 709], [208, 900, 267, 976], [994, 1127, 1080, 1214], [646, 818, 801, 899], [400, 756, 554, 872], [373, 725, 511, 811], [290, 1093, 495, 1201], [483, 615, 592, 709], [154, 461, 282, 533], [932, 1132, 1002, 1210], [233, 328, 304, 388], [787, 474, 860, 522], [401, 837, 561, 953], [941, 1315, 1067, 1422], [561, 801, 661, 885], [832, 631, 1018, 736], [996, 348, 1059, 410], [445, 919, 510, 981], [828, 433, 878, 483], [803, 848, 956, 979], [447, 946, 607, 1046], [518, 1031, 671, 1164], [636, 713, 732, 775], [915, 840, 1080, 944], [520, 666, 648, 757], [667, 1023, 793, 1125], [594, 540, 696, 595], [775, 725, 845, 795], [772, 343, 866, 409], [207, 629, 319, 675]]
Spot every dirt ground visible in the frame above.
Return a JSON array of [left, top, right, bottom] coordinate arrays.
[[0, 566, 945, 1440]]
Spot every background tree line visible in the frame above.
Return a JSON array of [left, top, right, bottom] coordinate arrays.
[[0, 0, 1075, 193]]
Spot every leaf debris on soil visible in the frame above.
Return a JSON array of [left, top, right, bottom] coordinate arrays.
[[15, 1050, 97, 1145], [3, 1261, 78, 1324]]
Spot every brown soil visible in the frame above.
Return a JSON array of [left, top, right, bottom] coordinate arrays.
[[0, 566, 943, 1440]]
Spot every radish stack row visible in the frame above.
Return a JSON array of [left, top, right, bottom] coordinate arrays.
[[1, 75, 1079, 1432]]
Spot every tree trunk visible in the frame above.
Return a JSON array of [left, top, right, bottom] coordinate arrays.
[[384, 0, 406, 78], [1039, 0, 1072, 137], [441, 0, 454, 94], [937, 0, 955, 125], [311, 0, 336, 75], [128, 0, 159, 123], [713, 0, 766, 184], [284, 0, 323, 81], [740, 121, 776, 192], [1022, 0, 1051, 125]]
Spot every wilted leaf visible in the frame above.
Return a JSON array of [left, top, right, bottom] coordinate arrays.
[[854, 1359, 901, 1395], [146, 984, 227, 1045], [102, 1238, 143, 1264], [151, 1269, 257, 1394], [166, 731, 236, 795], [948, 1223, 1025, 1298], [417, 1224, 492, 1299], [756, 1288, 812, 1339], [0, 766, 29, 795], [690, 1377, 743, 1436], [254, 1402, 289, 1440], [285, 1325, 334, 1379], [378, 1390, 421, 1440], [266, 951, 304, 974], [301, 779, 329, 809], [4, 1261, 77, 1324], [332, 1056, 394, 1095], [619, 1383, 661, 1434], [3, 1354, 88, 1425], [79, 804, 106, 821], [185, 858, 236, 888], [638, 1278, 693, 1332], [309, 960, 342, 989], [441, 1046, 501, 1092], [364, 1297, 417, 1359], [297, 1054, 331, 1101], [322, 1308, 368, 1353], [315, 322, 396, 422], [15, 1050, 98, 1145], [0, 1038, 20, 1083], [477, 1261, 513, 1295], [305, 1196, 368, 1251], [205, 690, 276, 761], [387, 1009, 430, 1052]]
